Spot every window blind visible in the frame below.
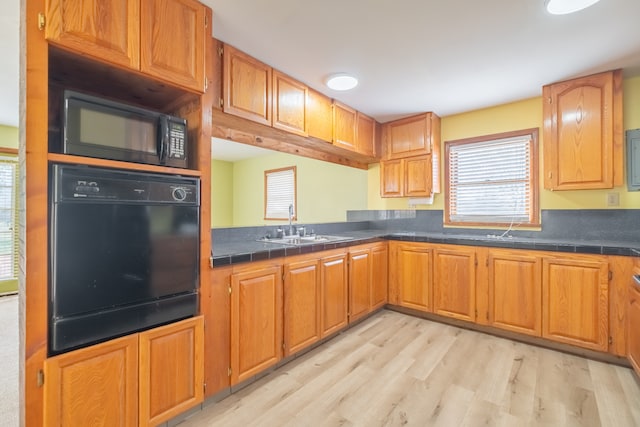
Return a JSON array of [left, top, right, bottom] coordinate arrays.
[[264, 167, 296, 220], [0, 156, 18, 284], [448, 135, 534, 224]]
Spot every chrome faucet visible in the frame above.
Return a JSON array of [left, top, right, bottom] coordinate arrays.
[[288, 204, 294, 236]]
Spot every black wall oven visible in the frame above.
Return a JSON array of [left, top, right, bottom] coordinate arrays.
[[49, 164, 200, 355]]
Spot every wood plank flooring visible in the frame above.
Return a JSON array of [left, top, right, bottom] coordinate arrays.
[[178, 310, 640, 427]]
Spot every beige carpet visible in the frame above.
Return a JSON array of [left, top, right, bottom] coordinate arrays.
[[0, 294, 18, 427]]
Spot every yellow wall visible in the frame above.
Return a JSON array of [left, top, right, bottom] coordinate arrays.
[[213, 151, 368, 227], [0, 126, 18, 150], [211, 159, 234, 227], [368, 75, 640, 211]]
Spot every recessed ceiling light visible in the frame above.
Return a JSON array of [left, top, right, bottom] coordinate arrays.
[[545, 0, 601, 15], [326, 74, 358, 91]]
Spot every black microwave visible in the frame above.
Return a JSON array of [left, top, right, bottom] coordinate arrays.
[[62, 90, 188, 168]]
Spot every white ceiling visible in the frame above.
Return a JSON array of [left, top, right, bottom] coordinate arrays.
[[3, 0, 640, 129]]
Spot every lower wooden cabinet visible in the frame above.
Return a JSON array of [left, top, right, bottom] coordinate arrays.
[[487, 249, 542, 337], [542, 255, 609, 352], [283, 258, 321, 356], [433, 246, 476, 322], [139, 317, 204, 427], [320, 252, 349, 337], [371, 243, 389, 310], [389, 242, 432, 311], [231, 263, 283, 384], [44, 316, 204, 427], [349, 247, 372, 322], [204, 266, 232, 397], [627, 266, 640, 376]]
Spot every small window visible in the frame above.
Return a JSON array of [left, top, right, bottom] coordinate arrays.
[[264, 166, 297, 220], [0, 154, 18, 294], [445, 128, 539, 227]]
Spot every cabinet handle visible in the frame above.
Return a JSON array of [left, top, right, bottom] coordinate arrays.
[[634, 274, 640, 288]]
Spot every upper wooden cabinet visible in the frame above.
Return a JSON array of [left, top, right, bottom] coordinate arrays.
[[273, 70, 308, 136], [140, 0, 206, 92], [223, 44, 272, 126], [45, 0, 207, 92], [543, 69, 623, 190], [542, 255, 609, 352], [383, 112, 440, 160], [307, 89, 333, 142], [333, 101, 357, 152], [356, 112, 377, 157], [380, 155, 433, 198]]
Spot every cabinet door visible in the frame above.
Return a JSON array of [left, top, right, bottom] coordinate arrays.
[[380, 159, 403, 197], [45, 0, 140, 69], [543, 70, 623, 190], [385, 113, 435, 159], [333, 102, 357, 151], [203, 266, 231, 397], [283, 259, 320, 356], [542, 256, 609, 351], [140, 0, 206, 92], [488, 250, 542, 336], [371, 244, 389, 310], [404, 155, 433, 197], [356, 112, 376, 157], [273, 70, 308, 136], [433, 247, 476, 322], [394, 243, 432, 312], [629, 279, 640, 376], [307, 89, 333, 142], [223, 44, 272, 125], [320, 253, 348, 337], [349, 248, 371, 322], [139, 316, 204, 427], [231, 265, 283, 384], [44, 335, 139, 427]]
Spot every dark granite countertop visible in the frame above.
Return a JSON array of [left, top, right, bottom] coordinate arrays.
[[211, 230, 640, 267]]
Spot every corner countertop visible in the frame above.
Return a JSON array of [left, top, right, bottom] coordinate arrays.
[[211, 230, 640, 268]]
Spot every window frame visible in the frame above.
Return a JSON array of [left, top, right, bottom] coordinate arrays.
[[264, 166, 297, 221], [0, 151, 18, 294], [444, 128, 540, 228]]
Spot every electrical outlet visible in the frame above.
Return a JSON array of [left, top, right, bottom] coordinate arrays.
[[606, 192, 620, 207]]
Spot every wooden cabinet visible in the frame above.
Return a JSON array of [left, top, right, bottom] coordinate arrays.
[[543, 69, 623, 190], [380, 155, 433, 197], [356, 112, 376, 157], [204, 266, 232, 397], [44, 335, 139, 427], [389, 242, 432, 312], [283, 258, 321, 356], [487, 249, 542, 337], [307, 89, 333, 142], [140, 0, 206, 92], [45, 0, 207, 92], [139, 316, 204, 427], [384, 112, 440, 160], [320, 252, 349, 337], [371, 243, 389, 310], [542, 255, 609, 351], [629, 267, 640, 376], [230, 263, 283, 384], [433, 246, 476, 322], [333, 102, 357, 152], [223, 44, 272, 126], [44, 316, 203, 426], [273, 70, 308, 136], [349, 248, 372, 322]]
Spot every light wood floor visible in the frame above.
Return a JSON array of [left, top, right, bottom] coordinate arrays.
[[179, 310, 640, 427]]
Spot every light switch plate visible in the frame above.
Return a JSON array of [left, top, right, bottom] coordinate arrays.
[[606, 192, 620, 207]]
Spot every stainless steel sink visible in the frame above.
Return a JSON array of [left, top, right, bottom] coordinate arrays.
[[257, 235, 353, 246]]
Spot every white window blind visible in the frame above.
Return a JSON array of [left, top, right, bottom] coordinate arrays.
[[447, 132, 537, 225], [264, 166, 296, 220], [0, 156, 18, 284]]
